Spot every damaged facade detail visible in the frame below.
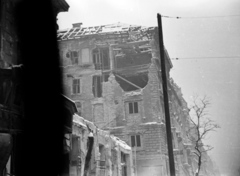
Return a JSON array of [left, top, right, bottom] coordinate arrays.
[[69, 114, 133, 176]]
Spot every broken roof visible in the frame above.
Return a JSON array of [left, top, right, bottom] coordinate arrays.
[[57, 22, 156, 41]]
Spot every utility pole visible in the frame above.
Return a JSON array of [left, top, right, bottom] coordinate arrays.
[[157, 13, 176, 176]]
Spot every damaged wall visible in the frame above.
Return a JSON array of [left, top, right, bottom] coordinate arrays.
[[71, 114, 133, 176], [109, 122, 168, 176], [115, 52, 151, 69]]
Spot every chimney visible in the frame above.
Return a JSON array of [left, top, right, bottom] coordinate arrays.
[[72, 22, 82, 28]]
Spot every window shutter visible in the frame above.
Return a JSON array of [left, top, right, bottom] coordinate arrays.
[[72, 79, 76, 94], [131, 136, 135, 147], [129, 102, 133, 114], [134, 102, 138, 113], [136, 135, 141, 147], [77, 79, 80, 93]]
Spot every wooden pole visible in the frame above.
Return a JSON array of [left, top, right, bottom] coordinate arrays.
[[157, 13, 176, 176]]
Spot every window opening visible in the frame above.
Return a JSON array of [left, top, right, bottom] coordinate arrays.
[[128, 101, 138, 114], [92, 48, 110, 70], [130, 135, 141, 147], [70, 51, 78, 65], [72, 79, 80, 94], [92, 75, 102, 97], [121, 152, 127, 176]]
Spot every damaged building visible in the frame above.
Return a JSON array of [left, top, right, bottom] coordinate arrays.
[[58, 22, 215, 176], [67, 111, 133, 176]]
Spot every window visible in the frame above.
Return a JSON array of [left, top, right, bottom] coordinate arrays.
[[70, 136, 80, 165], [92, 48, 110, 70], [130, 135, 141, 147], [128, 101, 139, 114], [93, 49, 102, 70], [121, 152, 127, 176], [72, 79, 80, 94], [92, 75, 102, 97], [70, 51, 78, 65]]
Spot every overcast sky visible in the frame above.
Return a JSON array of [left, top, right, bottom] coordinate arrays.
[[58, 1, 240, 175]]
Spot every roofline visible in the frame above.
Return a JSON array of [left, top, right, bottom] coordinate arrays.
[[57, 22, 157, 41]]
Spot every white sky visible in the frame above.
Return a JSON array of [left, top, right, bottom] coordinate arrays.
[[58, 1, 240, 175]]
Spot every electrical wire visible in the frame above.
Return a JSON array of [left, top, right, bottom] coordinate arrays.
[[171, 56, 240, 60], [162, 15, 240, 19]]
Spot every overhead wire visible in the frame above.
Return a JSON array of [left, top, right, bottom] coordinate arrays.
[[171, 56, 240, 60], [162, 15, 240, 19], [161, 14, 240, 61]]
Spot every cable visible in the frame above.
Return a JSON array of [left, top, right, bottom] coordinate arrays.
[[171, 56, 240, 60], [162, 15, 240, 19]]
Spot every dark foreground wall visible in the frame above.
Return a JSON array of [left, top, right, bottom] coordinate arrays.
[[14, 1, 66, 176]]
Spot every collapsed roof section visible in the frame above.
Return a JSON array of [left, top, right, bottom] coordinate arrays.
[[114, 72, 149, 92], [57, 22, 156, 41]]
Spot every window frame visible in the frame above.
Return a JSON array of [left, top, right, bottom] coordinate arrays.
[[93, 49, 102, 70], [130, 134, 142, 149], [72, 78, 81, 95], [128, 101, 139, 114], [70, 51, 79, 65], [92, 48, 110, 70], [92, 75, 102, 98]]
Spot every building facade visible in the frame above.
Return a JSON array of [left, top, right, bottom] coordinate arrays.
[[58, 22, 217, 176]]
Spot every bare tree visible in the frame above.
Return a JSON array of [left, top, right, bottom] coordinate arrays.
[[187, 95, 220, 176]]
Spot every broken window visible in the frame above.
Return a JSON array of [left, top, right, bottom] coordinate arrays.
[[92, 76, 102, 97], [72, 78, 80, 94], [128, 101, 139, 114], [130, 135, 141, 147], [92, 48, 110, 70]]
